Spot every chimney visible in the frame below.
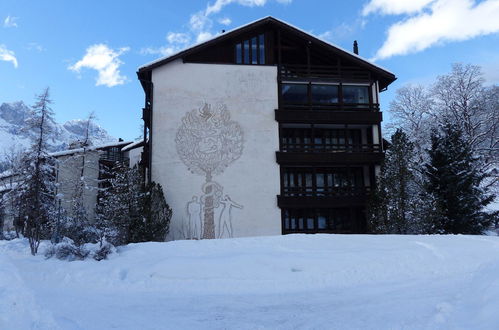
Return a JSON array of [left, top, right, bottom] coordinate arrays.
[[353, 40, 359, 55]]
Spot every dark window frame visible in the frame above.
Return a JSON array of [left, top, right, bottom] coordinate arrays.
[[235, 33, 266, 65]]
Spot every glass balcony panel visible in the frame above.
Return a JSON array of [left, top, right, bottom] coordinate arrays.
[[311, 84, 339, 104], [282, 83, 308, 104], [343, 85, 369, 104]]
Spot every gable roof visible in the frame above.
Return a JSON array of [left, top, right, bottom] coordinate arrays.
[[137, 16, 396, 86]]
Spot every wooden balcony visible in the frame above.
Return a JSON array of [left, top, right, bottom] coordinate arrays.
[[279, 64, 371, 82], [278, 186, 370, 208], [281, 143, 381, 153], [275, 109, 382, 124], [276, 150, 384, 165]]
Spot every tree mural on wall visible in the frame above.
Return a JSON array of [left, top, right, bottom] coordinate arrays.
[[175, 103, 244, 239]]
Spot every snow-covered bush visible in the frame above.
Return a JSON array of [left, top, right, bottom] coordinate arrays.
[[45, 237, 89, 261], [92, 241, 115, 261], [45, 237, 116, 261]]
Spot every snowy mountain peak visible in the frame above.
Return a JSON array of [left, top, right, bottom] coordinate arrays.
[[0, 101, 31, 126], [0, 101, 116, 161]]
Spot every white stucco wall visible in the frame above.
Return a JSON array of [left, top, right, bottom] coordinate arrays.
[[152, 60, 281, 240], [56, 151, 100, 221]]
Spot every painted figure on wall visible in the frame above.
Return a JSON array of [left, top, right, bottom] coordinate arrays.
[[176, 103, 244, 239]]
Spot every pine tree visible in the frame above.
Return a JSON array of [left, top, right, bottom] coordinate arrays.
[[424, 122, 495, 234], [369, 129, 424, 234], [17, 88, 57, 255], [130, 182, 172, 242], [96, 164, 171, 245], [96, 164, 143, 245]]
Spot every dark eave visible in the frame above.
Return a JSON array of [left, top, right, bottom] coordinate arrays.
[[137, 16, 396, 88]]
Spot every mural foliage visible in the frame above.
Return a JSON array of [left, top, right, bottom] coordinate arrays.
[[175, 103, 244, 239]]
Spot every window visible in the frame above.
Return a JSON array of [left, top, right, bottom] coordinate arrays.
[[279, 83, 371, 108], [259, 34, 265, 64], [282, 167, 364, 197], [280, 126, 362, 152], [343, 85, 369, 104], [236, 43, 242, 64], [243, 40, 249, 64], [282, 84, 308, 104], [235, 33, 266, 64], [283, 208, 353, 233], [251, 36, 258, 64], [311, 85, 339, 104]]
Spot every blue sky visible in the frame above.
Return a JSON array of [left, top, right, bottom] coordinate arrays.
[[1, 0, 498, 141]]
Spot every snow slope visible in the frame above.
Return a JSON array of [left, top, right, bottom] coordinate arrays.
[[1, 234, 499, 329]]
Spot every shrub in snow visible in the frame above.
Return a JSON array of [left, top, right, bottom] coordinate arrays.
[[1, 231, 18, 240], [45, 237, 89, 261], [45, 237, 116, 261], [92, 241, 115, 261]]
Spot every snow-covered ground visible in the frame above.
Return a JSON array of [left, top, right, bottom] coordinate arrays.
[[1, 234, 499, 329]]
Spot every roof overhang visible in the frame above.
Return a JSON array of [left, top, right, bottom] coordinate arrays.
[[137, 16, 396, 89]]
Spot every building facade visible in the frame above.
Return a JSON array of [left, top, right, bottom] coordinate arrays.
[[0, 140, 139, 232], [137, 17, 396, 240]]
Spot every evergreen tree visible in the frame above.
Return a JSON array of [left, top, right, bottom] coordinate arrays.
[[129, 182, 172, 242], [17, 88, 57, 255], [424, 122, 495, 234], [96, 164, 143, 245], [96, 165, 171, 245], [369, 129, 423, 234]]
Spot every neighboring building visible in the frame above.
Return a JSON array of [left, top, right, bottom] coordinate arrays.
[[137, 16, 396, 240], [0, 140, 140, 231]]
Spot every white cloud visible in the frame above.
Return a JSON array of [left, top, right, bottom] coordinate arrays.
[[206, 0, 265, 16], [190, 11, 212, 31], [68, 44, 129, 87], [365, 0, 499, 61], [0, 45, 18, 68], [3, 15, 18, 28], [140, 46, 178, 57], [362, 0, 436, 16], [141, 0, 291, 58], [27, 42, 45, 52], [196, 31, 215, 43], [166, 32, 190, 44], [218, 17, 232, 26]]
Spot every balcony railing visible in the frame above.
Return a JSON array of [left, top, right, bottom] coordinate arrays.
[[282, 186, 371, 198], [280, 103, 380, 112], [99, 152, 129, 163], [279, 64, 371, 81], [281, 143, 381, 153]]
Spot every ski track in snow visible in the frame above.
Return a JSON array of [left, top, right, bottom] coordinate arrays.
[[1, 234, 499, 329]]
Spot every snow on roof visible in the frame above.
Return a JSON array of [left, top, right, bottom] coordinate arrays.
[[138, 16, 394, 76], [121, 140, 144, 152], [49, 140, 133, 158]]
